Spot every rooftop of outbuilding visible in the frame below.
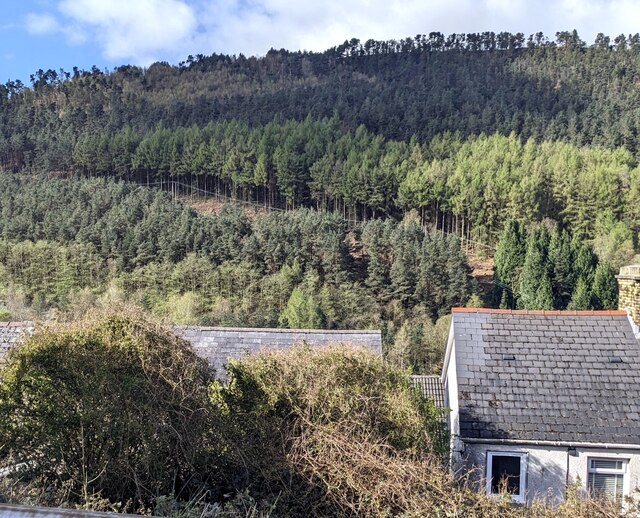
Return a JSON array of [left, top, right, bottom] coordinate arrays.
[[0, 322, 382, 379]]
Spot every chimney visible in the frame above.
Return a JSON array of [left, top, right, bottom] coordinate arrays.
[[617, 265, 640, 334]]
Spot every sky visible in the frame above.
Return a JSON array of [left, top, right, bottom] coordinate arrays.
[[2, 0, 640, 83]]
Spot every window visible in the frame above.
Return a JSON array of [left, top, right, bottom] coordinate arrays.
[[587, 458, 628, 508], [486, 452, 527, 504]]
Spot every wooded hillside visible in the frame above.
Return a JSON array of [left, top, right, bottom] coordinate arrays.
[[1, 31, 639, 248], [0, 30, 637, 371]]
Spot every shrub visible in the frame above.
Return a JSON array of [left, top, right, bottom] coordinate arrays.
[[211, 345, 447, 516], [0, 311, 217, 510]]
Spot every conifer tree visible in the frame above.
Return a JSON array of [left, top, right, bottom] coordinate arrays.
[[365, 236, 390, 301], [567, 276, 592, 310], [548, 227, 574, 309], [278, 286, 323, 329], [518, 226, 551, 309], [592, 262, 618, 310], [390, 253, 415, 308], [493, 220, 526, 307], [572, 241, 595, 286], [444, 235, 473, 310], [533, 273, 554, 310]]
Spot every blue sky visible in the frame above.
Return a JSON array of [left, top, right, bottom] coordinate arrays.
[[2, 0, 640, 84]]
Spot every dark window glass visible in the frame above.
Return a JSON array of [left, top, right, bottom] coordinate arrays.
[[491, 455, 521, 494]]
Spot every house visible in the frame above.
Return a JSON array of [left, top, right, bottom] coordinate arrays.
[[442, 307, 640, 507], [0, 323, 382, 378]]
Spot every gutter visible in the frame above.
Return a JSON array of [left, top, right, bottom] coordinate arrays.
[[461, 437, 640, 451]]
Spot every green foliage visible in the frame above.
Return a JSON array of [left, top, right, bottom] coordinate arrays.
[[278, 286, 323, 329], [567, 276, 592, 310], [0, 174, 476, 371], [519, 226, 551, 309], [493, 220, 527, 307], [388, 313, 451, 374], [592, 262, 618, 310], [3, 56, 640, 247], [592, 212, 636, 270], [211, 345, 447, 516], [0, 312, 217, 509], [548, 227, 574, 309], [496, 220, 616, 310]]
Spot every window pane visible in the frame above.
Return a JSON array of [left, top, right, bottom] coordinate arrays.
[[591, 459, 623, 471], [588, 473, 623, 507], [491, 455, 521, 495]]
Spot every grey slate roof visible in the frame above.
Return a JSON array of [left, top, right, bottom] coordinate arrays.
[[452, 309, 640, 444], [0, 322, 382, 378], [0, 322, 32, 362], [410, 375, 446, 408], [174, 326, 382, 378]]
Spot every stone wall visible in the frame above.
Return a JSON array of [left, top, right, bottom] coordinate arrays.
[[617, 264, 640, 330]]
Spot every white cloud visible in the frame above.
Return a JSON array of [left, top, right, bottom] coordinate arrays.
[[25, 13, 59, 35], [25, 11, 87, 46], [57, 0, 197, 63], [22, 0, 640, 66]]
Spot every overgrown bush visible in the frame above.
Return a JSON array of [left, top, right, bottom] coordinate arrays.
[[0, 311, 218, 511], [212, 345, 448, 516]]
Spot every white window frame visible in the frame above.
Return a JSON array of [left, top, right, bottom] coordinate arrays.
[[587, 457, 629, 508], [486, 451, 528, 504]]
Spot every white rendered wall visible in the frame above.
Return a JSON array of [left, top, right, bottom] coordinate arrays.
[[458, 442, 640, 506]]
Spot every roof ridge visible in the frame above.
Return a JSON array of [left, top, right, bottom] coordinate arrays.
[[451, 307, 628, 316]]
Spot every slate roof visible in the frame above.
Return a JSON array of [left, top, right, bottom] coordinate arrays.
[[0, 322, 32, 363], [410, 375, 446, 408], [174, 326, 382, 378], [0, 323, 382, 379], [451, 308, 640, 444]]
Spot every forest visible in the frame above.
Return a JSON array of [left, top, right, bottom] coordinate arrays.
[[0, 174, 475, 373], [1, 31, 639, 247], [0, 171, 622, 374], [0, 29, 638, 373]]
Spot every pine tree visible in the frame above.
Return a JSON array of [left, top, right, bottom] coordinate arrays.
[[592, 262, 618, 310], [278, 286, 323, 329], [533, 273, 554, 310], [518, 226, 551, 309], [365, 236, 389, 301], [567, 276, 592, 310], [548, 227, 573, 308], [444, 235, 473, 309], [572, 240, 595, 286], [390, 253, 415, 308], [493, 220, 526, 307]]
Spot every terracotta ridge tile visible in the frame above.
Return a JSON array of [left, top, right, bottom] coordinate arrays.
[[451, 307, 627, 316]]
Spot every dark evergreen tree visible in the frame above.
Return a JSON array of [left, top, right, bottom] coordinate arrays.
[[518, 226, 551, 310], [548, 227, 574, 309], [592, 262, 618, 310], [567, 276, 592, 310], [493, 220, 527, 308]]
